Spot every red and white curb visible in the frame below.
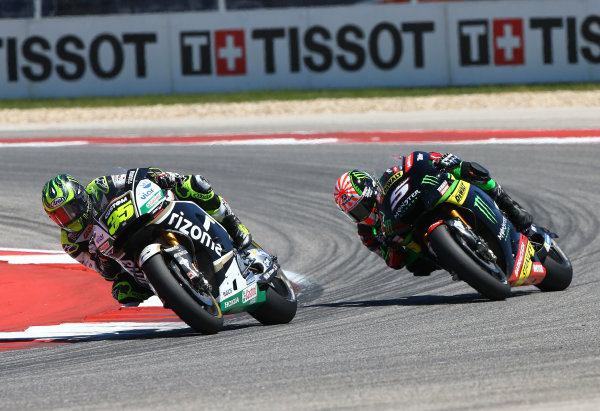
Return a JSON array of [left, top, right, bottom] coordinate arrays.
[[0, 248, 304, 351], [1, 129, 600, 147]]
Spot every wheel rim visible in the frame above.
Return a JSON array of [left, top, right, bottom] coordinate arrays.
[[167, 259, 221, 317]]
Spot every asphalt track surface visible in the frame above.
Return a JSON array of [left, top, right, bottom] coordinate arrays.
[[1, 108, 600, 410]]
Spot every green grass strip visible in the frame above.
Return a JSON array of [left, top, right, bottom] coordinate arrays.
[[1, 82, 598, 110]]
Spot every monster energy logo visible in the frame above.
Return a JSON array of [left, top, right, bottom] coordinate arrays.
[[421, 175, 439, 186], [351, 171, 371, 180], [474, 196, 498, 223], [350, 171, 372, 194]]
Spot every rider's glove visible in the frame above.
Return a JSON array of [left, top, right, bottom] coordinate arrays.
[[153, 172, 181, 189], [111, 273, 154, 304], [434, 153, 461, 172]]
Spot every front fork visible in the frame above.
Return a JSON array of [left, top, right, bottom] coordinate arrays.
[[424, 210, 501, 281], [138, 231, 209, 293]]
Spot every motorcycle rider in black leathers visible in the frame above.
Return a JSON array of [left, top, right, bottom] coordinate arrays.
[[42, 168, 252, 304], [333, 152, 533, 276]]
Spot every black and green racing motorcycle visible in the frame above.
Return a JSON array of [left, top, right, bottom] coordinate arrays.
[[378, 153, 572, 301]]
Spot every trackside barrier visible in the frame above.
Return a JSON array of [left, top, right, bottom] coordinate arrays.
[[0, 0, 598, 99]]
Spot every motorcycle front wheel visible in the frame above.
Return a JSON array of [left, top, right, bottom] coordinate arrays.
[[142, 253, 223, 334], [536, 243, 573, 292], [429, 224, 512, 301], [250, 271, 297, 325]]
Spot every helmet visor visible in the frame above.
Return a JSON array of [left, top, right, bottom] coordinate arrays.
[[47, 195, 88, 232], [347, 200, 376, 223]]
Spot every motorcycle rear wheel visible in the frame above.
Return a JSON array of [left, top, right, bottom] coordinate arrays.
[[429, 225, 512, 301], [142, 253, 224, 334], [250, 272, 297, 325]]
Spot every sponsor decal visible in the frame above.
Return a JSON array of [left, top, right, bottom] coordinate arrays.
[[99, 240, 111, 253], [519, 242, 535, 278], [393, 189, 420, 218], [458, 16, 600, 67], [382, 171, 404, 195], [145, 192, 162, 209], [3, 14, 600, 94], [421, 175, 439, 186], [497, 216, 509, 240], [112, 174, 126, 188], [511, 235, 536, 286], [139, 187, 155, 200], [493, 19, 524, 65], [405, 153, 414, 172], [390, 179, 410, 210], [474, 196, 498, 224], [223, 288, 233, 298], [447, 181, 470, 206], [166, 211, 223, 256], [437, 180, 449, 196], [532, 262, 546, 274], [417, 153, 424, 161], [103, 197, 135, 236], [138, 181, 164, 214], [0, 33, 157, 82], [181, 30, 246, 76], [181, 22, 435, 77], [126, 170, 136, 185], [511, 237, 527, 282], [102, 196, 129, 223], [50, 197, 66, 208], [224, 297, 240, 309], [262, 266, 276, 282], [242, 283, 258, 303]]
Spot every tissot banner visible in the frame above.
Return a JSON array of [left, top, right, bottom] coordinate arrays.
[[0, 0, 598, 98]]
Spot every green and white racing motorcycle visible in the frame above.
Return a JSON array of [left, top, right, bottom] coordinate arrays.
[[91, 168, 297, 334]]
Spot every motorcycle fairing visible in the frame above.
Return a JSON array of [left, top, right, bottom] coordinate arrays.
[[153, 202, 273, 314], [154, 201, 231, 262], [379, 155, 453, 237], [509, 234, 546, 286]]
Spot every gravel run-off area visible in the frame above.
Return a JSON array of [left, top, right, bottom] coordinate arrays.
[[1, 90, 599, 125]]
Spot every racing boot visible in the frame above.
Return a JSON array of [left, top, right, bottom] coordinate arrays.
[[488, 184, 533, 231], [222, 213, 252, 250]]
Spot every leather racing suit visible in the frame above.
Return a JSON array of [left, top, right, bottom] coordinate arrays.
[[358, 151, 532, 276], [60, 168, 251, 304]]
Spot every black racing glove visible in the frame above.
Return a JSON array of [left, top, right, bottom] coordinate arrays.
[[434, 153, 461, 172], [151, 172, 182, 189]]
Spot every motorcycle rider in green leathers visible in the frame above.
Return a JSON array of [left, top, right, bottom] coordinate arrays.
[[42, 168, 252, 305]]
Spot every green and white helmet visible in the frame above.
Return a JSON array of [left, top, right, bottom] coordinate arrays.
[[42, 174, 91, 232]]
